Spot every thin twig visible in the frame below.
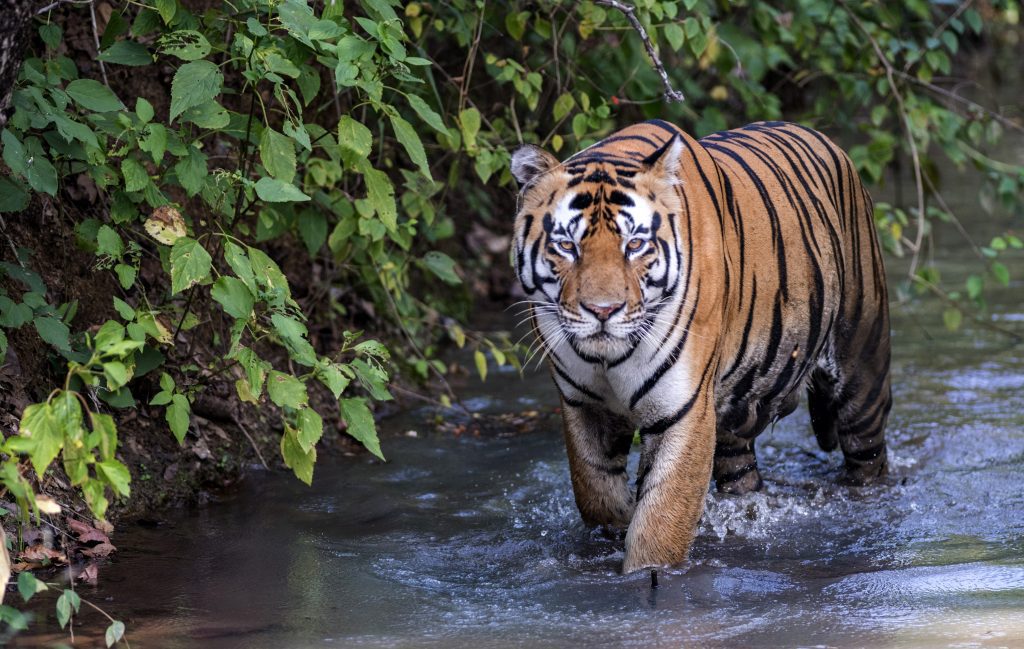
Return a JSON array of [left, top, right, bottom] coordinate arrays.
[[594, 0, 685, 103], [0, 216, 26, 267], [35, 0, 92, 14], [910, 276, 1023, 342], [894, 70, 1024, 135], [458, 0, 487, 114], [88, 0, 109, 87], [232, 415, 269, 470]]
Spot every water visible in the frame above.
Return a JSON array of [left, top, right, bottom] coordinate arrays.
[[14, 104, 1024, 649]]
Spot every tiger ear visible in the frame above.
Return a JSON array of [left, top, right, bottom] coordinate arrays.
[[511, 145, 560, 188], [642, 134, 685, 185]]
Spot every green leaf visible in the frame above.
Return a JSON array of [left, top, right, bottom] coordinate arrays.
[[158, 29, 211, 61], [351, 358, 391, 401], [254, 177, 311, 202], [458, 108, 481, 152], [34, 316, 71, 353], [270, 313, 317, 365], [175, 145, 208, 197], [505, 10, 529, 40], [297, 210, 327, 255], [113, 296, 135, 320], [18, 572, 48, 603], [223, 241, 257, 293], [56, 590, 81, 629], [267, 370, 308, 408], [97, 225, 124, 258], [663, 23, 685, 51], [553, 92, 576, 122], [338, 115, 373, 159], [121, 157, 150, 192], [99, 41, 153, 66], [421, 251, 461, 285], [103, 361, 131, 390], [0, 176, 30, 212], [295, 407, 323, 452], [281, 426, 316, 485], [991, 262, 1010, 287], [92, 412, 118, 460], [82, 480, 109, 519], [966, 275, 983, 300], [169, 60, 222, 122], [260, 127, 297, 183], [97, 459, 131, 496], [943, 307, 962, 332], [65, 79, 125, 112], [167, 393, 190, 443], [105, 621, 126, 648], [2, 130, 58, 196], [233, 346, 270, 398], [248, 247, 293, 304], [474, 349, 487, 381], [316, 363, 350, 398], [156, 0, 177, 23], [15, 402, 63, 477], [359, 162, 396, 231], [136, 97, 155, 123], [406, 94, 447, 135], [389, 114, 431, 179], [169, 236, 212, 294], [211, 276, 254, 319], [340, 398, 383, 460], [115, 264, 137, 290]]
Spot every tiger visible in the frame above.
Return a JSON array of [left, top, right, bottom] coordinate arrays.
[[510, 119, 891, 574]]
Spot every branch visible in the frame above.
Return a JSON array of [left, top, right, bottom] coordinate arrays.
[[839, 0, 927, 281], [594, 0, 685, 104]]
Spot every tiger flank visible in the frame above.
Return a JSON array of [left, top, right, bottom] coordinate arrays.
[[510, 120, 891, 574]]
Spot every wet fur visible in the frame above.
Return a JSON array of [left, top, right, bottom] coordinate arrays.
[[511, 120, 891, 573]]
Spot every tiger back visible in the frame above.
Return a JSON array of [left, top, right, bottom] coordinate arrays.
[[510, 119, 891, 573]]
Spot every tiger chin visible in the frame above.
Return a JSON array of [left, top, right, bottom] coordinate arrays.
[[510, 120, 891, 575]]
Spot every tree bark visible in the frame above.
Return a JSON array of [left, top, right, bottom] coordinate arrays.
[[0, 0, 43, 125]]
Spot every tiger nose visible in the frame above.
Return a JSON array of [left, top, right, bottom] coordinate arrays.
[[581, 301, 625, 321]]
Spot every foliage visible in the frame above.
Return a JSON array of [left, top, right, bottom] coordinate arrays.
[[0, 0, 1021, 627]]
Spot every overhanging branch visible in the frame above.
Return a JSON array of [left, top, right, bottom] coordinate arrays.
[[594, 0, 685, 104]]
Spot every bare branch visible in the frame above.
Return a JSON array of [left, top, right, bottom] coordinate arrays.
[[594, 0, 685, 104]]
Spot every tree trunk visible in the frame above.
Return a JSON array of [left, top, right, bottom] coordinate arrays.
[[0, 0, 43, 125]]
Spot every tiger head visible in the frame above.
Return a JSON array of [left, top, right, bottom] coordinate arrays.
[[511, 136, 686, 362]]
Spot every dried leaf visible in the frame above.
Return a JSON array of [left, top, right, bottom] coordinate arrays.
[[68, 518, 110, 545], [145, 205, 187, 245], [19, 544, 67, 564], [34, 496, 62, 515], [80, 542, 117, 558], [77, 563, 99, 585]]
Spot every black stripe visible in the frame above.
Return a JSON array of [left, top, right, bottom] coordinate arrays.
[[638, 356, 715, 438], [630, 282, 701, 409]]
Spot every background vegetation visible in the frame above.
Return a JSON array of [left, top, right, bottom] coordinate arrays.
[[0, 0, 1021, 641]]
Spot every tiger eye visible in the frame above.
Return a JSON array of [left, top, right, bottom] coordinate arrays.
[[558, 241, 575, 252], [627, 238, 646, 251]]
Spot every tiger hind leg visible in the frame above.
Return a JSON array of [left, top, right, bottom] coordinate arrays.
[[815, 321, 892, 485], [713, 434, 763, 494]]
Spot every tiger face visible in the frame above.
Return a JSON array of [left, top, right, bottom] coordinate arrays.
[[511, 137, 686, 361]]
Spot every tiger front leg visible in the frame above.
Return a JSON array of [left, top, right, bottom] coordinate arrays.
[[622, 401, 715, 574], [561, 401, 635, 528]]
